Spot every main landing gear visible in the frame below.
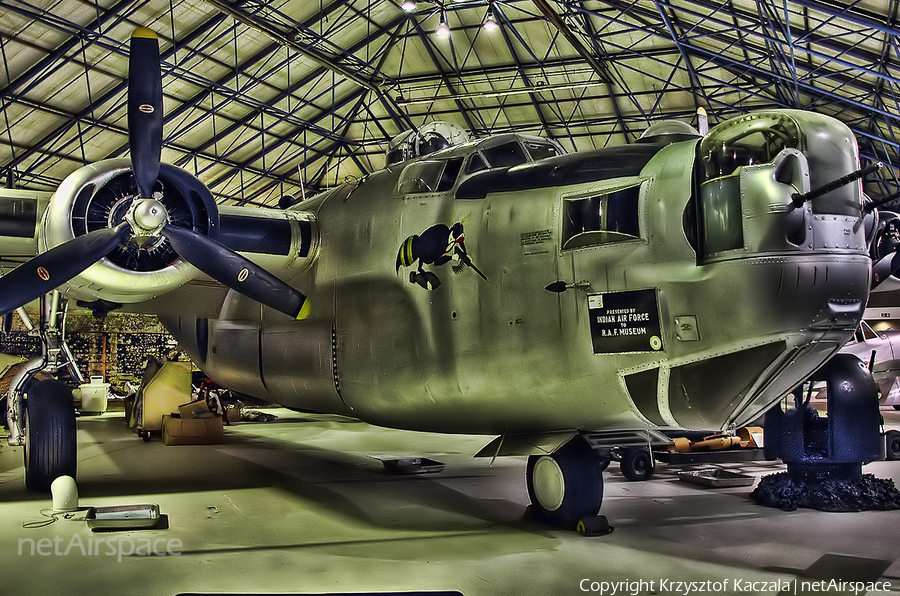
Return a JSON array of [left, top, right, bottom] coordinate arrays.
[[525, 435, 611, 535], [520, 430, 668, 534], [5, 292, 83, 492]]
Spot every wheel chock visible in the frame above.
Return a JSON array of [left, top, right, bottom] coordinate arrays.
[[576, 515, 614, 536]]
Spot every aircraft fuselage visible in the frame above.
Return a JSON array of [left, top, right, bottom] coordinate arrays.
[[162, 110, 871, 435]]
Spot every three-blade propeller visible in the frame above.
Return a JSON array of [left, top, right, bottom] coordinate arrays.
[[0, 28, 310, 320]]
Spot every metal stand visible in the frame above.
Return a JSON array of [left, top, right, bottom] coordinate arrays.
[[754, 354, 900, 511]]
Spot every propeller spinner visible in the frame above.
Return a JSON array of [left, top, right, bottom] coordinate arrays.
[[0, 28, 311, 320]]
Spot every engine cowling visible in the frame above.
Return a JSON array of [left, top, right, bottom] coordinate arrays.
[[40, 159, 218, 304]]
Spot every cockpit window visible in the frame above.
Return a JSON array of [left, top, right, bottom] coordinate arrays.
[[466, 152, 488, 173], [397, 158, 463, 194], [562, 184, 642, 249], [482, 141, 528, 168], [438, 158, 463, 191], [524, 140, 560, 162], [861, 322, 878, 341]]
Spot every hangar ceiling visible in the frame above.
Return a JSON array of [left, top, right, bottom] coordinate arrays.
[[0, 0, 898, 208]]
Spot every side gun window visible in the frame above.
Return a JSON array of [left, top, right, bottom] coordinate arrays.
[[563, 185, 641, 249]]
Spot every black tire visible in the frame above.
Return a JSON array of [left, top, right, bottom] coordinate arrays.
[[526, 436, 603, 529], [886, 430, 900, 461], [620, 447, 655, 481], [23, 379, 77, 492]]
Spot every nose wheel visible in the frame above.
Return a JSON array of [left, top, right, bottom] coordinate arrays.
[[525, 435, 603, 529]]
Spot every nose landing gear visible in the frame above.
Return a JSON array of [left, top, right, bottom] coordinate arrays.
[[525, 435, 610, 533]]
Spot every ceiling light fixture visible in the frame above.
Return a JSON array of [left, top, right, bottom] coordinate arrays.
[[483, 10, 499, 31], [435, 15, 451, 38], [400, 1, 417, 11]]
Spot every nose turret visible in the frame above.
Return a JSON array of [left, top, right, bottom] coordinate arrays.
[[695, 110, 870, 263]]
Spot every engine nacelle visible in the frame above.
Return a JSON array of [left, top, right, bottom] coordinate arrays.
[[40, 159, 218, 304], [36, 159, 319, 307], [216, 205, 319, 277]]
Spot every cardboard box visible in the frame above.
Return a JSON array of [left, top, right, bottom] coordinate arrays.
[[223, 404, 242, 424], [162, 415, 224, 446], [178, 400, 213, 420]]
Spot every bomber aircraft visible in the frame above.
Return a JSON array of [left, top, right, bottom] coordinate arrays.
[[0, 28, 888, 530]]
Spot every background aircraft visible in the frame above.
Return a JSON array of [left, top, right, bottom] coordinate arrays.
[[835, 320, 900, 410], [0, 28, 884, 530]]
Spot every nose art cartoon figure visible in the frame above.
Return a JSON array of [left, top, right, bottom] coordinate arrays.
[[396, 221, 488, 290]]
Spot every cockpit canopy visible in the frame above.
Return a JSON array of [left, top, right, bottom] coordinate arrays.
[[395, 133, 566, 195]]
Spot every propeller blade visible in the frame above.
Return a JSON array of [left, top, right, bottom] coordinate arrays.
[[0, 225, 131, 316], [160, 225, 310, 319], [871, 252, 900, 290], [128, 27, 163, 199], [697, 106, 709, 135]]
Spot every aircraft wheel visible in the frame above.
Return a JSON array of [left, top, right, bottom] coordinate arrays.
[[23, 379, 77, 492], [620, 447, 655, 481], [526, 436, 602, 529], [886, 430, 900, 461]]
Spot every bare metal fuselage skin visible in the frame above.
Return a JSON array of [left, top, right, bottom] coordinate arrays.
[[0, 110, 871, 436], [159, 110, 870, 434]]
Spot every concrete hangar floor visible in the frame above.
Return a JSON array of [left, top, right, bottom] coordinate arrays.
[[0, 405, 898, 596]]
